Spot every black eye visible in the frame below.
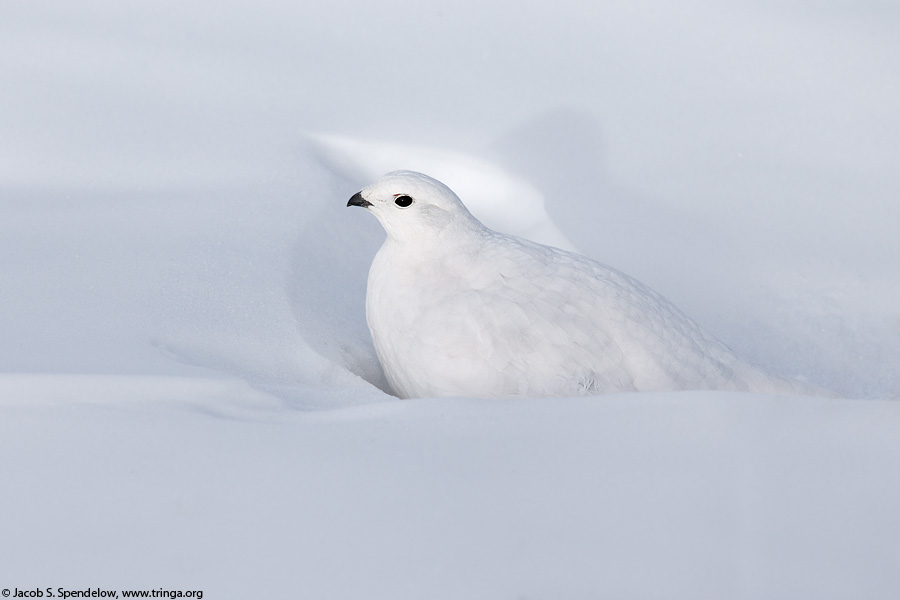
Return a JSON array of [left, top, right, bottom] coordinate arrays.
[[394, 195, 413, 207]]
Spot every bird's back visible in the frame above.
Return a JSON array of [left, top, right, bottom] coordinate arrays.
[[366, 229, 796, 399]]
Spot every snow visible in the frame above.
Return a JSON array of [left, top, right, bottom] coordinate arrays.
[[2, 1, 899, 598]]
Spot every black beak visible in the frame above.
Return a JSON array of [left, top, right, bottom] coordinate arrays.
[[347, 192, 373, 208]]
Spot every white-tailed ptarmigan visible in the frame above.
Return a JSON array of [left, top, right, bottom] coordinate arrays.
[[348, 170, 820, 399]]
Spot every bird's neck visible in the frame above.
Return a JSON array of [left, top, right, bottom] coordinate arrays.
[[386, 213, 487, 252]]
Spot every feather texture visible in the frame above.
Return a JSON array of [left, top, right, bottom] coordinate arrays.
[[350, 171, 819, 399]]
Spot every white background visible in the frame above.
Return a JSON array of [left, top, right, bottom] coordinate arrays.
[[2, 1, 898, 598]]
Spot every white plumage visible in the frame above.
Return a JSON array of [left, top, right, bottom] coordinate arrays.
[[348, 170, 815, 399]]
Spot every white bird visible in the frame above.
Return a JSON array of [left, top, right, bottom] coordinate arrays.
[[348, 170, 819, 399]]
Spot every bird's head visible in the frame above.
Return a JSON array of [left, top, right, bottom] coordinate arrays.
[[347, 171, 481, 243]]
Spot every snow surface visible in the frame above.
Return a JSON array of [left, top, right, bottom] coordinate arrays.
[[2, 1, 899, 598]]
